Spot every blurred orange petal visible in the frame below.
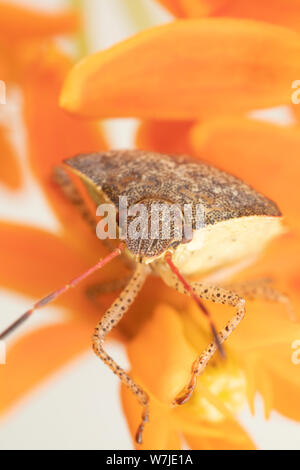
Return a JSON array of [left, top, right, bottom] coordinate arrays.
[[230, 232, 300, 298], [177, 230, 300, 421], [183, 416, 256, 450], [225, 293, 300, 355], [158, 0, 300, 33], [0, 2, 78, 40], [194, 233, 300, 419], [0, 321, 91, 417], [60, 19, 300, 119], [196, 234, 300, 353], [260, 342, 300, 420], [0, 46, 11, 82], [0, 221, 119, 316], [21, 44, 108, 248], [185, 296, 300, 422], [136, 120, 194, 154], [0, 221, 128, 428], [121, 381, 181, 450], [210, 0, 300, 32], [228, 233, 300, 348], [0, 221, 128, 416], [179, 0, 300, 34], [0, 222, 93, 299], [126, 303, 196, 404], [118, 275, 187, 341], [157, 0, 226, 18], [291, 100, 300, 122], [190, 117, 300, 229], [0, 125, 22, 189], [156, 0, 186, 17]]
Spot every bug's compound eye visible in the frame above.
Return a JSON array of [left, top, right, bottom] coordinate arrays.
[[124, 198, 184, 262]]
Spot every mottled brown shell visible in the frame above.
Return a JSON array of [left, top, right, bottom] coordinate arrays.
[[64, 149, 281, 258]]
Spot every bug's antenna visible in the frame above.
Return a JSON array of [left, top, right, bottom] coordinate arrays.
[[0, 243, 125, 341], [164, 251, 225, 359]]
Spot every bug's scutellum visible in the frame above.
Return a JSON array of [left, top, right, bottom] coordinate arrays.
[[1, 150, 291, 445]]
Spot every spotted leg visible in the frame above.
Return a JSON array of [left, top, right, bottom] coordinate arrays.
[[92, 263, 150, 444], [86, 275, 132, 300], [167, 278, 246, 405], [168, 275, 292, 405], [224, 278, 294, 320]]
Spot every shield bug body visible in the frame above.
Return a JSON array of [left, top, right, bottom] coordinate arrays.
[[0, 150, 289, 444]]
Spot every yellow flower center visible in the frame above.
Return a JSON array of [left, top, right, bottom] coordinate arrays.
[[182, 306, 247, 421], [190, 359, 247, 421]]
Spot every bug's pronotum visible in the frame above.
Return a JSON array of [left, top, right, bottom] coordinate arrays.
[[0, 150, 290, 444]]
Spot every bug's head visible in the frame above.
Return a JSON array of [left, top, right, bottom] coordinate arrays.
[[122, 198, 189, 263]]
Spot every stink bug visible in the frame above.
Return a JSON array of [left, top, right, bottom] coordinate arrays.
[[0, 150, 290, 444]]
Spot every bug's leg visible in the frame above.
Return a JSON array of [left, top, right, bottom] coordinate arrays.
[[53, 165, 98, 230], [92, 263, 150, 444], [86, 275, 132, 300], [54, 166, 119, 255], [170, 277, 294, 404], [176, 278, 296, 402], [0, 244, 125, 340], [53, 166, 123, 254], [224, 278, 295, 320], [86, 275, 133, 311], [169, 278, 245, 405], [53, 166, 135, 269]]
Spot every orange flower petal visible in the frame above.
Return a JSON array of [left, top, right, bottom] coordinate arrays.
[[122, 367, 255, 449], [190, 234, 300, 354], [121, 380, 181, 450], [183, 416, 256, 450], [291, 99, 300, 123], [260, 343, 300, 421], [136, 120, 194, 154], [157, 0, 227, 18], [225, 233, 300, 351], [21, 44, 108, 248], [126, 303, 196, 404], [156, 0, 186, 17], [227, 294, 300, 355], [185, 293, 300, 422], [0, 124, 22, 189], [0, 2, 79, 40], [176, 230, 300, 420], [231, 231, 300, 295], [0, 322, 91, 417], [117, 275, 188, 341], [0, 44, 12, 83], [0, 222, 93, 299], [158, 0, 300, 33], [0, 221, 119, 316], [187, 233, 300, 420], [209, 0, 300, 32], [0, 221, 127, 416], [60, 19, 300, 119], [190, 117, 300, 229]]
